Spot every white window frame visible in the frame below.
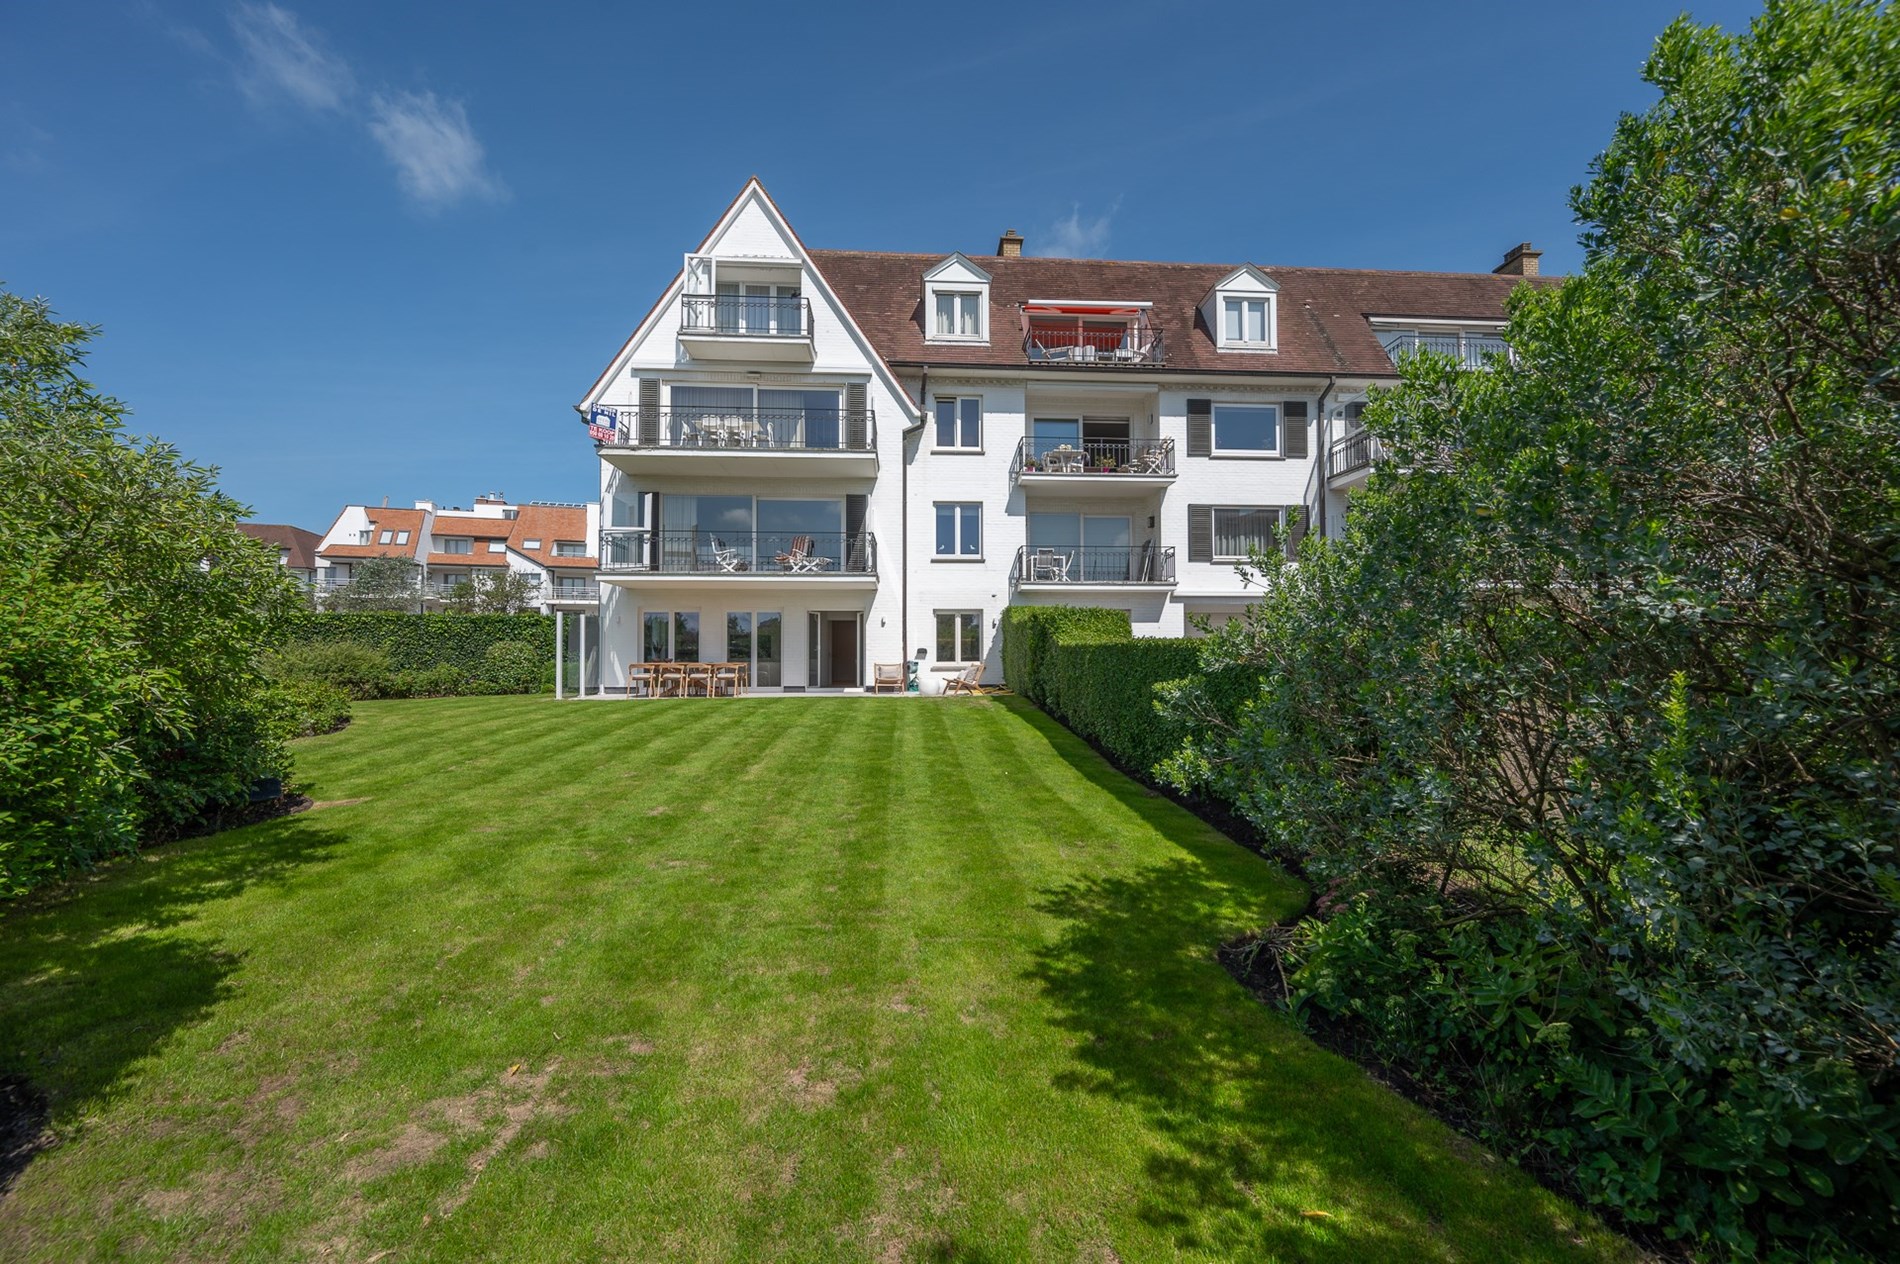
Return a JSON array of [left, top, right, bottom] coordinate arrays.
[[1211, 403, 1282, 457], [933, 502, 982, 559], [1211, 506, 1288, 562], [523, 538, 542, 550], [933, 396, 983, 452], [487, 541, 507, 554], [935, 610, 983, 664], [1214, 291, 1278, 352], [395, 530, 411, 544], [553, 540, 585, 557], [440, 537, 473, 555], [929, 289, 985, 342]]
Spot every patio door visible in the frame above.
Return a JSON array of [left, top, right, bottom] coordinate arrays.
[[642, 609, 700, 661], [1082, 515, 1132, 582], [727, 610, 782, 687], [805, 612, 862, 689], [1031, 418, 1080, 462]]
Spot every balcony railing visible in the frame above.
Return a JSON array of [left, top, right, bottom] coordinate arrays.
[[1328, 429, 1382, 479], [1014, 436, 1175, 477], [1022, 313, 1165, 366], [310, 573, 596, 607], [1012, 544, 1176, 585], [679, 293, 811, 338], [1381, 331, 1511, 370], [590, 406, 875, 452], [599, 529, 876, 577]]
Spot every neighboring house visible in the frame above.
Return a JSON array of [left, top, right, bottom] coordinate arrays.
[[237, 522, 323, 587], [313, 494, 599, 612], [576, 178, 1549, 693]]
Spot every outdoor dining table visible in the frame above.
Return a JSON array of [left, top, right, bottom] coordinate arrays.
[[627, 662, 750, 698]]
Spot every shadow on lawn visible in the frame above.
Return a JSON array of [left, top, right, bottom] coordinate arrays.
[[1009, 700, 1603, 1262], [0, 816, 347, 1150]]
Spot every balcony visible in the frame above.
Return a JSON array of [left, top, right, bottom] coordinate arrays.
[[678, 293, 814, 362], [598, 529, 877, 590], [1012, 436, 1176, 497], [1381, 331, 1511, 370], [593, 405, 878, 478], [1012, 544, 1176, 590], [1021, 302, 1164, 368], [1327, 429, 1383, 485]]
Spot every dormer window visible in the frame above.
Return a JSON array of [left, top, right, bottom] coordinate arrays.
[[1205, 266, 1279, 352], [923, 254, 991, 344]]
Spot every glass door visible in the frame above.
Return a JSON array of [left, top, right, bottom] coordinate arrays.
[[1082, 516, 1132, 582], [756, 611, 782, 687], [1031, 418, 1080, 462]]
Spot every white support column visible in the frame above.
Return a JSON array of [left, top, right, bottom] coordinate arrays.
[[555, 610, 565, 700], [578, 611, 589, 698]]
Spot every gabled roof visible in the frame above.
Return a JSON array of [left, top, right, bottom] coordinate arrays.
[[506, 503, 596, 570], [810, 250, 1556, 378], [238, 523, 321, 569], [922, 253, 991, 284], [318, 507, 427, 560]]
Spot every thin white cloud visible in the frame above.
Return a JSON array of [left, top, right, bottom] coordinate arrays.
[[230, 3, 354, 112], [1035, 201, 1120, 259], [367, 91, 507, 208]]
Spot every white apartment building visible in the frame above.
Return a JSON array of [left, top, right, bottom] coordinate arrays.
[[313, 493, 601, 614], [575, 179, 1545, 693]]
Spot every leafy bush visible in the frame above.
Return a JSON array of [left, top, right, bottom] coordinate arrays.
[[389, 665, 468, 698], [283, 612, 553, 675], [476, 640, 544, 694], [263, 640, 393, 700], [1159, 4, 1900, 1256], [266, 679, 352, 738]]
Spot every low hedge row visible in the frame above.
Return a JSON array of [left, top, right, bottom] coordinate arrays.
[[1001, 607, 1252, 777], [282, 612, 555, 673]]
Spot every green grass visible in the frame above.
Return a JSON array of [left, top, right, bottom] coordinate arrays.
[[0, 696, 1638, 1262]]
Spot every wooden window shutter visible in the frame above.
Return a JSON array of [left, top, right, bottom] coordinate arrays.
[[1188, 505, 1213, 563], [638, 378, 662, 446], [1186, 398, 1213, 457], [845, 494, 868, 570], [1283, 505, 1307, 560], [1282, 400, 1309, 460], [844, 383, 868, 450]]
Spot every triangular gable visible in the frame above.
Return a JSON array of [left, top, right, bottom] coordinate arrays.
[[577, 178, 925, 428], [922, 253, 991, 285], [1204, 265, 1279, 303]]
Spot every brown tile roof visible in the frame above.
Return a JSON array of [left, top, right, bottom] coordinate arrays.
[[506, 504, 596, 570], [239, 523, 322, 569], [320, 507, 427, 561], [809, 250, 1558, 378]]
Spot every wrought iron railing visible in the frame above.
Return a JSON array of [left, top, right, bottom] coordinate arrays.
[[1013, 435, 1174, 477], [1328, 430, 1382, 479], [1022, 320, 1165, 366], [589, 406, 875, 451], [1012, 544, 1176, 585], [1380, 331, 1511, 369], [679, 293, 812, 338], [599, 529, 876, 577]]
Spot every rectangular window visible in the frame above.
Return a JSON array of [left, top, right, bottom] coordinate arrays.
[[441, 537, 472, 555], [933, 291, 981, 338], [643, 611, 669, 662], [934, 396, 982, 450], [1212, 403, 1280, 454], [1213, 507, 1285, 560], [645, 610, 701, 661], [554, 540, 585, 557], [487, 541, 506, 553], [673, 611, 699, 662], [395, 530, 410, 544], [935, 503, 981, 557], [936, 611, 982, 663], [378, 529, 393, 544], [1223, 297, 1269, 345], [523, 538, 542, 550]]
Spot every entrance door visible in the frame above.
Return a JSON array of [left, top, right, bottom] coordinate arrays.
[[827, 616, 859, 689]]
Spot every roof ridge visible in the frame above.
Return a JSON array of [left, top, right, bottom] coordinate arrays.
[[807, 246, 1536, 280]]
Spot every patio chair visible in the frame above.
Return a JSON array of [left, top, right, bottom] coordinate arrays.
[[1028, 548, 1071, 583], [1134, 438, 1173, 474], [712, 662, 745, 697], [773, 536, 834, 573], [872, 662, 905, 694], [712, 538, 748, 572], [942, 661, 981, 696], [625, 664, 657, 697]]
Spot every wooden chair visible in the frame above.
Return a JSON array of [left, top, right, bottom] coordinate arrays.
[[872, 662, 905, 694], [942, 662, 983, 696], [713, 663, 745, 697], [626, 664, 657, 697]]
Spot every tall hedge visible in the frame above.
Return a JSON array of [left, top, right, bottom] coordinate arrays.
[[283, 612, 555, 673], [1001, 606, 1246, 777]]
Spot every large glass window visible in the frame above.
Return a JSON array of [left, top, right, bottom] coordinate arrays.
[[643, 611, 670, 662], [756, 611, 782, 687], [934, 397, 982, 449], [936, 611, 982, 663], [1213, 507, 1285, 560], [440, 537, 472, 555], [933, 291, 981, 338], [1212, 404, 1280, 454], [673, 611, 699, 661], [759, 499, 844, 569], [758, 388, 841, 448], [1031, 417, 1080, 462], [935, 503, 981, 557]]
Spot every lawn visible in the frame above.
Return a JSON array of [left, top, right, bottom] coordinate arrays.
[[0, 696, 1638, 1262]]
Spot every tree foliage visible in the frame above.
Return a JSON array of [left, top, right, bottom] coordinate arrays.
[[1160, 3, 1899, 1256], [0, 288, 302, 893], [441, 569, 543, 614], [324, 556, 422, 611]]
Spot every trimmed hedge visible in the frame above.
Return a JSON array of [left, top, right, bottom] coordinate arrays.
[[1001, 607, 1246, 777], [282, 612, 555, 674]]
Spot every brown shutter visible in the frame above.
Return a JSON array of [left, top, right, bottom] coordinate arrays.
[[648, 493, 662, 571], [1186, 398, 1212, 457], [845, 494, 868, 571], [1282, 400, 1309, 459], [1284, 505, 1307, 560], [638, 378, 661, 446], [1188, 505, 1213, 563], [844, 383, 868, 450]]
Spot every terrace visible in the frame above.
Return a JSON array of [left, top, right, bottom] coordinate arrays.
[[1021, 301, 1165, 367]]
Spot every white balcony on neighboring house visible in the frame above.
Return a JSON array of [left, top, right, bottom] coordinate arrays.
[[676, 292, 814, 362]]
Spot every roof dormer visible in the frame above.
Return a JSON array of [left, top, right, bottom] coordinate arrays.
[[1203, 265, 1279, 353], [922, 254, 991, 344]]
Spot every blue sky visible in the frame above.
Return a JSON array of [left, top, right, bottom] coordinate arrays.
[[5, 1, 1762, 531]]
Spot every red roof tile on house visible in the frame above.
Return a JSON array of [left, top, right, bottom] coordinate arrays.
[[239, 522, 322, 569], [808, 250, 1557, 378], [506, 504, 596, 570], [319, 507, 427, 560]]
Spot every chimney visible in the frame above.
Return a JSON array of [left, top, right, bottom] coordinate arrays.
[[475, 491, 507, 505], [997, 229, 1023, 258], [1494, 242, 1542, 277]]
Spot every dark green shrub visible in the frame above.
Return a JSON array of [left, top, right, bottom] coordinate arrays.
[[475, 639, 544, 694], [263, 639, 393, 699], [282, 612, 553, 674], [267, 679, 352, 738], [388, 664, 469, 698]]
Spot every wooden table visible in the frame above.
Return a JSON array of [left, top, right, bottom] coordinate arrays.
[[626, 663, 751, 698]]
